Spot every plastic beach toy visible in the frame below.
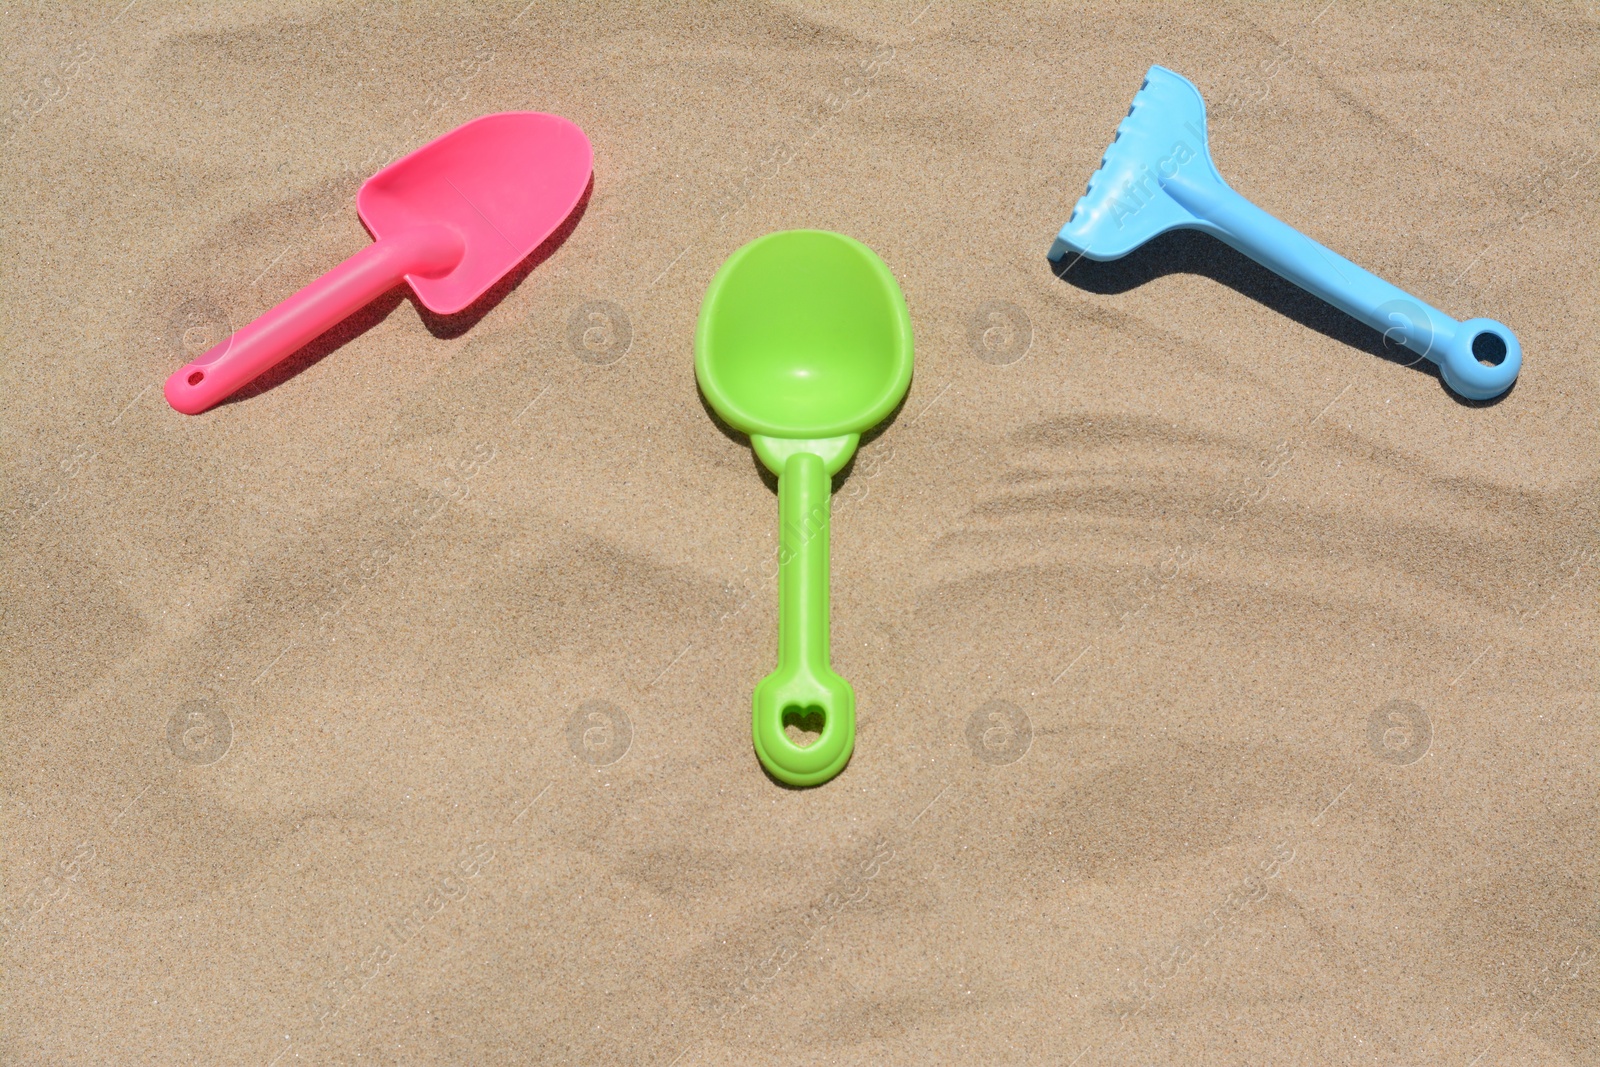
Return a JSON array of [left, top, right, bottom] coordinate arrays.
[[696, 230, 913, 787], [165, 112, 592, 414], [1049, 66, 1521, 400]]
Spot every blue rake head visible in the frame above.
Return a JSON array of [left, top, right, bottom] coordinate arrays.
[[1049, 66, 1223, 263]]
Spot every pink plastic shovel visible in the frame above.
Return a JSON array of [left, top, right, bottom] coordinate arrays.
[[165, 112, 592, 414]]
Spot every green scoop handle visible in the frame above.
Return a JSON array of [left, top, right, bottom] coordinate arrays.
[[750, 433, 859, 786]]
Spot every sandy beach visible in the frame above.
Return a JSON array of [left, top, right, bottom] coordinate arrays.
[[4, 2, 1598, 1063]]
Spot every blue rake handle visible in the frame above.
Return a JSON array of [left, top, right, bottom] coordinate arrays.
[[1162, 166, 1521, 400]]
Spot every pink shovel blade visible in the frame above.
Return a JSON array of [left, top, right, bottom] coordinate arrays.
[[164, 112, 592, 414], [360, 112, 592, 315]]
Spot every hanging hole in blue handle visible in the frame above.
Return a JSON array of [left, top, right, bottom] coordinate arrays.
[[1438, 318, 1521, 401], [1471, 331, 1508, 367]]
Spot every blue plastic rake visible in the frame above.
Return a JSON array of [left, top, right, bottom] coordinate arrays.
[[1048, 66, 1521, 400]]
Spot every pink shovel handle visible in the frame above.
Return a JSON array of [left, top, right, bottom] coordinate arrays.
[[164, 223, 465, 414]]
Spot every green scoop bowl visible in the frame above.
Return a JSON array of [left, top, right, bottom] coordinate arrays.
[[695, 230, 913, 787]]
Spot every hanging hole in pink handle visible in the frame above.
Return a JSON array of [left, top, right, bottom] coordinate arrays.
[[187, 371, 205, 386]]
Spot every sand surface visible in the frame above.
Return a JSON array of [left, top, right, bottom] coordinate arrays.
[[4, 2, 1598, 1063]]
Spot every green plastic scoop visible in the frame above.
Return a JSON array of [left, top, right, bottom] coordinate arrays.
[[695, 230, 913, 787]]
